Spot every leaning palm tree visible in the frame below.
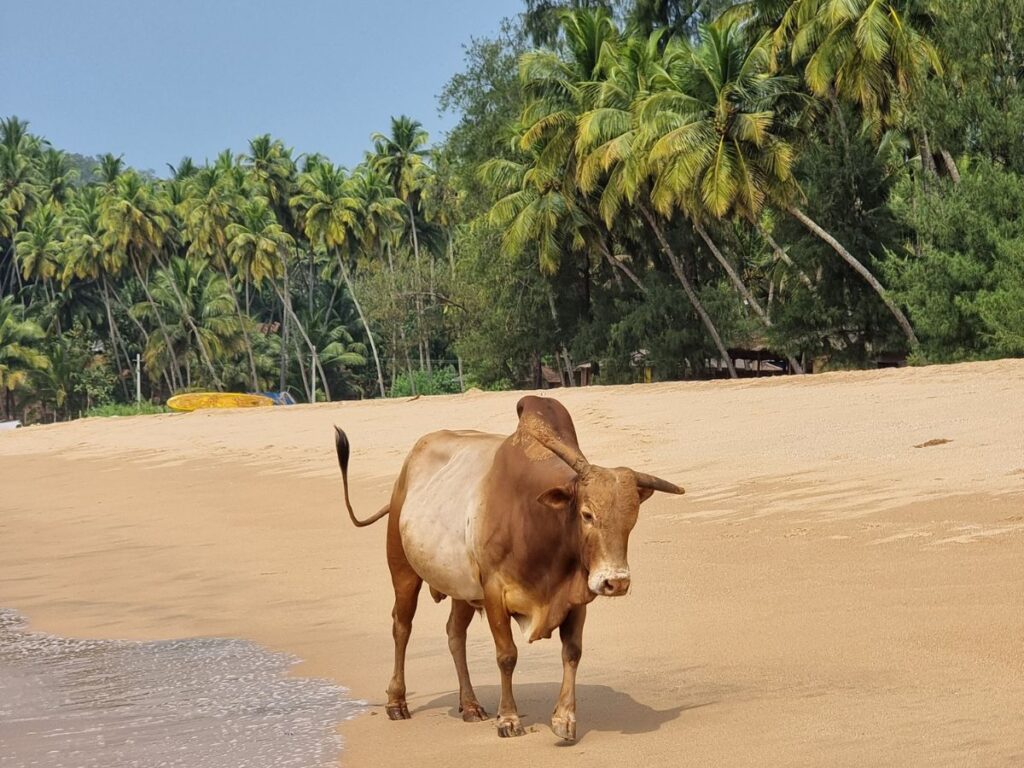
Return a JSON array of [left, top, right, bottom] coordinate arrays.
[[640, 21, 919, 350], [635, 23, 805, 371]]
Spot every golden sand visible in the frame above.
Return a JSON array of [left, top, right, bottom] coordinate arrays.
[[1, 359, 1022, 766]]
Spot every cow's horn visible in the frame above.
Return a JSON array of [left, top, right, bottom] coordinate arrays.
[[522, 413, 590, 475], [633, 471, 685, 495]]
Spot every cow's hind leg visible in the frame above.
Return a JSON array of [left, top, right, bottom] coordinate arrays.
[[483, 585, 524, 737], [551, 605, 585, 741], [446, 599, 488, 722], [385, 535, 422, 720]]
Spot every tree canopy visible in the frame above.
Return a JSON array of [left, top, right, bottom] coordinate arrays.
[[2, 0, 1021, 423]]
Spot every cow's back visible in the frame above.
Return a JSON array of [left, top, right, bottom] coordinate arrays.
[[395, 429, 503, 602]]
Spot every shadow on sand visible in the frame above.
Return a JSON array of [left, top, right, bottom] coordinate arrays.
[[421, 682, 714, 742]]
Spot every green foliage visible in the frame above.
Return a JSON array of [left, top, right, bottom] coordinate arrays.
[[889, 159, 1024, 360], [84, 401, 169, 418]]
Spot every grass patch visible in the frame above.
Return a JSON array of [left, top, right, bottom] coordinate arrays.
[[84, 402, 169, 418]]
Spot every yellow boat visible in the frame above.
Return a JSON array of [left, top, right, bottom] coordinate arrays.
[[166, 392, 275, 413]]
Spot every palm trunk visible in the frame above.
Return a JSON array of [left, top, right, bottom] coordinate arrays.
[[546, 289, 574, 387], [406, 200, 428, 374], [290, 330, 311, 402], [919, 128, 938, 180], [279, 303, 288, 393], [446, 236, 465, 392], [129, 255, 183, 390], [272, 280, 332, 402], [100, 276, 131, 400], [693, 222, 804, 374], [788, 205, 920, 351], [402, 331, 417, 396], [335, 252, 386, 398], [940, 148, 961, 185], [639, 204, 737, 378], [217, 258, 259, 390]]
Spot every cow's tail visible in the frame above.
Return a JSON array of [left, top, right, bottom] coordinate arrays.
[[334, 427, 390, 527]]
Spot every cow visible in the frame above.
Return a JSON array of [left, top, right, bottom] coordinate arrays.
[[334, 395, 684, 740]]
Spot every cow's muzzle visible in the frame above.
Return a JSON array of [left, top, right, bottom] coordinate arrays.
[[589, 570, 631, 597]]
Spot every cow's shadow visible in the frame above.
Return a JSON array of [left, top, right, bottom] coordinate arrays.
[[420, 682, 713, 742]]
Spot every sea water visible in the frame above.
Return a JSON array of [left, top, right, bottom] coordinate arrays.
[[0, 608, 364, 767]]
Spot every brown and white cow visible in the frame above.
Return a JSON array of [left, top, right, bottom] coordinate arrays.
[[334, 395, 684, 740]]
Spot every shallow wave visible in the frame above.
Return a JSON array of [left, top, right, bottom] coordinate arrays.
[[0, 608, 364, 768]]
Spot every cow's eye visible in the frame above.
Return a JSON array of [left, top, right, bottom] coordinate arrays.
[[581, 511, 595, 524]]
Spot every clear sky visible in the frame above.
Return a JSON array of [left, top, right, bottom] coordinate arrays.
[[3, 0, 523, 175]]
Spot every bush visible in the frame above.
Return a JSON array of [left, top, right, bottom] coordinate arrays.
[[390, 366, 462, 397]]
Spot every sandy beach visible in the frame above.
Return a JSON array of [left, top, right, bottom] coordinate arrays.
[[2, 360, 1023, 767]]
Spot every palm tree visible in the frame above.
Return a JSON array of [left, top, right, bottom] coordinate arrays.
[[371, 115, 430, 260], [371, 116, 433, 371], [243, 135, 296, 227], [1, 118, 42, 294], [166, 156, 199, 180], [94, 153, 125, 187], [63, 187, 132, 395], [291, 162, 387, 397], [0, 295, 48, 418], [182, 163, 260, 389], [38, 149, 77, 209], [100, 171, 199, 389], [769, 0, 941, 130], [630, 23, 805, 370], [15, 204, 62, 291], [565, 17, 740, 375], [638, 20, 920, 350], [134, 257, 246, 388]]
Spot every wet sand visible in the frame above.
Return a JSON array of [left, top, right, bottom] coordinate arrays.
[[1, 359, 1023, 766]]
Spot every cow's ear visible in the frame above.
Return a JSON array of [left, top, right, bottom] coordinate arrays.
[[537, 482, 575, 511], [637, 486, 656, 505]]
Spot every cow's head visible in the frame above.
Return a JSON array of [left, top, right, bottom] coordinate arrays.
[[518, 397, 684, 598]]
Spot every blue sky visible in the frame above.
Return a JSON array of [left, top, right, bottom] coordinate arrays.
[[3, 0, 523, 174]]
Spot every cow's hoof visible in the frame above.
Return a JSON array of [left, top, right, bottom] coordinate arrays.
[[460, 702, 489, 722], [385, 703, 411, 720], [551, 714, 577, 741], [496, 716, 525, 737]]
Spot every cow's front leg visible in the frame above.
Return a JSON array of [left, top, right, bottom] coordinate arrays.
[[483, 586, 524, 737], [551, 605, 585, 741]]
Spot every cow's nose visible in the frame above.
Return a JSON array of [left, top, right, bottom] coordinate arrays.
[[601, 576, 631, 596]]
